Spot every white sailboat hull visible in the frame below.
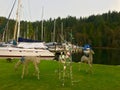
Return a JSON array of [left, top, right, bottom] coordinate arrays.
[[0, 47, 54, 60]]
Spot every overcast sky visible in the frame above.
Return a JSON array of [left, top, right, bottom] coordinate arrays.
[[0, 0, 120, 21]]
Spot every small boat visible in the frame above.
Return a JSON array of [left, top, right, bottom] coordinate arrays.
[[0, 42, 54, 60]]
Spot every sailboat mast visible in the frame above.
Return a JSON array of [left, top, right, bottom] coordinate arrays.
[[17, 0, 22, 41], [53, 19, 56, 42], [13, 0, 22, 41], [61, 22, 64, 43], [41, 6, 44, 41]]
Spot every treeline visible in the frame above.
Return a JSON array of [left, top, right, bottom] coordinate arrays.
[[0, 11, 120, 48]]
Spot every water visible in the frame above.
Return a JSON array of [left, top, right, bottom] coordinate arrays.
[[72, 48, 120, 65]]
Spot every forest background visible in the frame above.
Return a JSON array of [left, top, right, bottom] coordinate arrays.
[[0, 11, 120, 48]]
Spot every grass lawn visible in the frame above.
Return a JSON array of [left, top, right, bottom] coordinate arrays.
[[0, 59, 120, 90]]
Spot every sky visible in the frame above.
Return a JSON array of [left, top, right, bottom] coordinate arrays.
[[0, 0, 120, 21]]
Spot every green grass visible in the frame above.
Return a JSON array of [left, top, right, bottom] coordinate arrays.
[[0, 59, 120, 90]]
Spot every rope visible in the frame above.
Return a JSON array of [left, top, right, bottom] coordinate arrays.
[[2, 0, 17, 41]]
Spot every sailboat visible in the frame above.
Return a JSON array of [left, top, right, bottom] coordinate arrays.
[[0, 0, 54, 59]]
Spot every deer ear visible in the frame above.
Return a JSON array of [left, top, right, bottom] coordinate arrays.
[[91, 50, 95, 54]]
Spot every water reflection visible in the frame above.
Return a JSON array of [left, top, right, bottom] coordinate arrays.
[[72, 48, 120, 65], [93, 48, 120, 65]]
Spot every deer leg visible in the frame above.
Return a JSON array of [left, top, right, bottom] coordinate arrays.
[[88, 61, 93, 73], [25, 64, 29, 75], [21, 64, 25, 79], [15, 60, 22, 71], [33, 62, 40, 80]]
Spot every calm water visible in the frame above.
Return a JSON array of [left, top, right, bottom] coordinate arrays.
[[72, 48, 120, 65]]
